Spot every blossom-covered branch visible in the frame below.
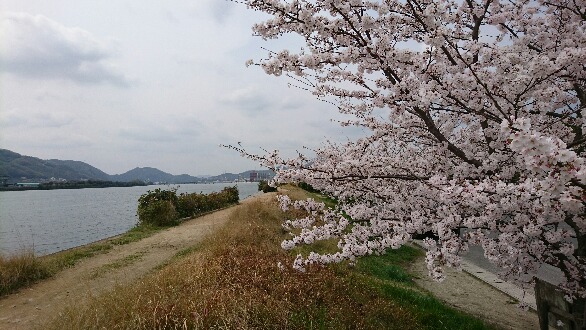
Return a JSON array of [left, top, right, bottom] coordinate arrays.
[[237, 0, 586, 299]]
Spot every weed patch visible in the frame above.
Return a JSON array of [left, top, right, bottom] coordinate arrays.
[[0, 251, 52, 296]]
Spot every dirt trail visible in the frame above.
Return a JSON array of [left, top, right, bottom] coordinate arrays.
[[0, 191, 540, 330], [0, 193, 272, 330]]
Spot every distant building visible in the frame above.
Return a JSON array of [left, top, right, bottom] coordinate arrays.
[[249, 171, 258, 182], [16, 182, 40, 187]]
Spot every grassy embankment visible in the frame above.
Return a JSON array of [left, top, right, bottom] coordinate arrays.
[[42, 185, 493, 329], [0, 186, 240, 297], [0, 224, 163, 296]]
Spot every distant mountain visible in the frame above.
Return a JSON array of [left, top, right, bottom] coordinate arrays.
[[0, 148, 271, 185], [0, 149, 200, 184], [45, 159, 111, 181], [0, 149, 108, 182], [207, 170, 274, 182], [110, 167, 199, 184]]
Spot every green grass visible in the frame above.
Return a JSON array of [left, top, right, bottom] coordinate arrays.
[[109, 223, 165, 245], [45, 243, 113, 269], [351, 257, 491, 330], [89, 251, 147, 279], [291, 184, 493, 329], [356, 246, 423, 283]]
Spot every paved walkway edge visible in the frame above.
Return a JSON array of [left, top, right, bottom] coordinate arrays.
[[460, 259, 537, 310], [410, 240, 537, 311]]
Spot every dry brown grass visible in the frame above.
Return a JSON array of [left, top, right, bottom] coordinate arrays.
[[43, 196, 419, 330], [40, 187, 493, 329], [0, 251, 51, 296]]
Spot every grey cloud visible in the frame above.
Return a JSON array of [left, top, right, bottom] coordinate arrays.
[[0, 12, 130, 86], [210, 1, 234, 24], [306, 119, 368, 142], [119, 127, 181, 143], [280, 97, 306, 110], [0, 110, 27, 127], [0, 109, 74, 128], [8, 132, 94, 150], [118, 117, 203, 144], [220, 87, 273, 116]]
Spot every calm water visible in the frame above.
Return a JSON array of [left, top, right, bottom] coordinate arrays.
[[0, 182, 259, 256]]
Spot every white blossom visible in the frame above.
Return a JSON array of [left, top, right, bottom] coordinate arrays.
[[234, 0, 586, 299]]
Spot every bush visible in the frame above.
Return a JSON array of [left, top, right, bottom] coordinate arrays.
[[137, 188, 180, 226], [258, 180, 277, 193], [141, 186, 240, 225], [297, 182, 319, 193], [138, 188, 179, 210], [219, 186, 239, 204], [137, 200, 178, 226], [177, 192, 206, 218]]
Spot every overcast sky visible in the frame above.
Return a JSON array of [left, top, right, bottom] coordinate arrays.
[[0, 1, 362, 176]]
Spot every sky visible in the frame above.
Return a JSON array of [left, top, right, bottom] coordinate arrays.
[[0, 1, 363, 176]]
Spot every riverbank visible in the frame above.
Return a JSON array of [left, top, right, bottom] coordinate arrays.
[[0, 194, 251, 329], [0, 191, 254, 298], [0, 188, 539, 329], [0, 182, 258, 256]]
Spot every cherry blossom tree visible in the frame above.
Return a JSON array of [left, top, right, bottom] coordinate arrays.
[[235, 0, 586, 299]]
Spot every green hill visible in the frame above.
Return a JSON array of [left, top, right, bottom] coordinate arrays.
[[0, 149, 110, 183]]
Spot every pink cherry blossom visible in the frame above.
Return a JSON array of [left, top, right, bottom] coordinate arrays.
[[232, 0, 586, 299]]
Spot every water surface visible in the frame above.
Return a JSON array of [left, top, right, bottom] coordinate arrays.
[[0, 182, 258, 256]]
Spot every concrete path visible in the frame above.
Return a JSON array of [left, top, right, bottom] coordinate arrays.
[[414, 241, 565, 312]]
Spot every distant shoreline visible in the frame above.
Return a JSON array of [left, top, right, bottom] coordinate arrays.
[[0, 180, 148, 192], [0, 180, 261, 192]]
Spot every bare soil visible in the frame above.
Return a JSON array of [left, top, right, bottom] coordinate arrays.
[[0, 192, 540, 329]]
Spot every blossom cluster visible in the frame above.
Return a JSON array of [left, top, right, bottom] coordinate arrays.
[[240, 0, 586, 298]]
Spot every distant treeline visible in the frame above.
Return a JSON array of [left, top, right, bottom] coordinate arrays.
[[0, 180, 147, 191]]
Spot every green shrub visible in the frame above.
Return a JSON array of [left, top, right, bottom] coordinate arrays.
[[137, 188, 180, 226], [177, 192, 204, 218], [171, 186, 240, 218], [152, 186, 240, 222], [137, 200, 178, 226], [138, 188, 179, 210], [258, 180, 277, 193], [298, 182, 319, 193], [218, 186, 239, 204]]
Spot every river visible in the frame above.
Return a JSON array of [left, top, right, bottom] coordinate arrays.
[[0, 182, 259, 256]]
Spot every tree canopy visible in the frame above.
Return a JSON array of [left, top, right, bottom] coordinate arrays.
[[235, 0, 586, 299]]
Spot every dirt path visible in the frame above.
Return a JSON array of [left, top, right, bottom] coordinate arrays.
[[0, 191, 541, 330], [0, 193, 272, 330]]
